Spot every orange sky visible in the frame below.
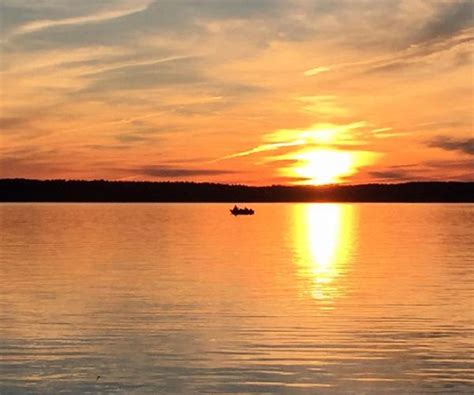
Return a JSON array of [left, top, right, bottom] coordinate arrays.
[[1, 0, 473, 185]]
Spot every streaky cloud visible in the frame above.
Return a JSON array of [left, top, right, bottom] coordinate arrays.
[[83, 55, 196, 77], [416, 0, 474, 43], [303, 66, 330, 76], [216, 141, 303, 162], [131, 165, 235, 178], [6, 0, 152, 39], [216, 121, 376, 162], [427, 136, 474, 156], [309, 29, 473, 77], [369, 169, 412, 181]]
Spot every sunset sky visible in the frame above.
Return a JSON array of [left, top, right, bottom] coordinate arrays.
[[1, 0, 473, 185]]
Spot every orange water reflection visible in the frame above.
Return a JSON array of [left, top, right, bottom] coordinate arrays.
[[293, 204, 355, 302]]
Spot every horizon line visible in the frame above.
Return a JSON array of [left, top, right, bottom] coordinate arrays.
[[2, 178, 474, 189]]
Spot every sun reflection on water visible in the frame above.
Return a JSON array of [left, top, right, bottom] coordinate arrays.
[[293, 204, 354, 303]]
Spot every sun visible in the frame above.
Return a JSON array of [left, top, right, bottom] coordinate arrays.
[[288, 149, 356, 185], [264, 123, 380, 185]]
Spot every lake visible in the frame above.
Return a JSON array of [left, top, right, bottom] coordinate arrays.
[[1, 203, 473, 394]]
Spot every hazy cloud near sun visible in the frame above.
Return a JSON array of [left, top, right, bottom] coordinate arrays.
[[1, 0, 472, 183]]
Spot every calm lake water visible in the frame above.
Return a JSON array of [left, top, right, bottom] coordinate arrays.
[[1, 203, 473, 394]]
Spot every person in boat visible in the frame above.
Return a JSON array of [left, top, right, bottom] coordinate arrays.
[[230, 205, 254, 215]]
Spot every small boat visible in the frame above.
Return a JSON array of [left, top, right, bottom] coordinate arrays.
[[230, 205, 255, 216]]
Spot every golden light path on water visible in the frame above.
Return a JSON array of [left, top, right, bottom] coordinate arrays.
[[293, 204, 355, 303]]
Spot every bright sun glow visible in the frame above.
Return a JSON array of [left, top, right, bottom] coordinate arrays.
[[290, 149, 356, 185], [266, 123, 379, 185]]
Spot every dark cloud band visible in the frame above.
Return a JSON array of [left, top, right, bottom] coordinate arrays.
[[427, 136, 474, 156]]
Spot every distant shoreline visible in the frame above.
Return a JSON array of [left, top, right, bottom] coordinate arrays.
[[1, 179, 473, 203]]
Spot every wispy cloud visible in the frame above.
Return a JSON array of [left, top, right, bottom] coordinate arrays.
[[217, 122, 378, 162], [6, 1, 152, 39], [83, 55, 196, 77], [427, 136, 474, 156], [216, 141, 303, 161], [369, 169, 414, 181], [416, 0, 474, 43], [130, 165, 235, 178], [304, 28, 473, 79], [303, 66, 330, 76]]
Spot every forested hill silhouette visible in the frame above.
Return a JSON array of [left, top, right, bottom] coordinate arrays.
[[1, 179, 473, 202]]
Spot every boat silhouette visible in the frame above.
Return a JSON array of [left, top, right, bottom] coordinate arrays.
[[230, 205, 255, 216]]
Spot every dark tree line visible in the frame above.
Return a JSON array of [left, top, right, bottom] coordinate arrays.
[[0, 178, 473, 202]]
